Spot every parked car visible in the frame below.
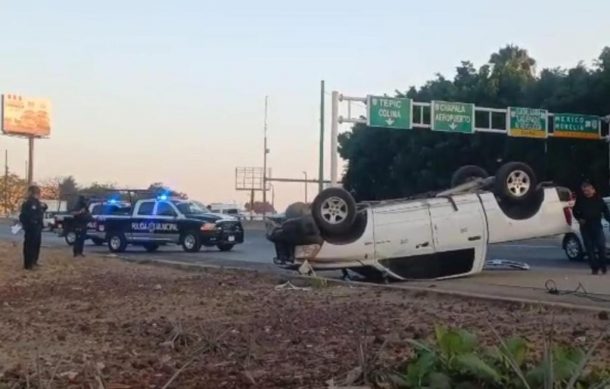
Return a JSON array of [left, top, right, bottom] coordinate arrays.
[[561, 196, 610, 262], [268, 162, 573, 281], [207, 203, 245, 220], [43, 211, 60, 231]]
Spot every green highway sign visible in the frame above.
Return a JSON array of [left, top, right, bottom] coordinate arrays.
[[553, 113, 600, 139], [366, 95, 412, 129], [431, 100, 475, 133], [507, 107, 548, 138]]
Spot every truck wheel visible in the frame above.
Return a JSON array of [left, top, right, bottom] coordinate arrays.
[[451, 165, 489, 187], [563, 234, 584, 262], [143, 243, 159, 253], [107, 233, 127, 253], [494, 162, 537, 203], [312, 187, 357, 236], [181, 232, 202, 253], [217, 243, 234, 252], [65, 231, 76, 246], [91, 238, 105, 246]]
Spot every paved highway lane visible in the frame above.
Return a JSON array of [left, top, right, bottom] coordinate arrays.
[[0, 226, 586, 272]]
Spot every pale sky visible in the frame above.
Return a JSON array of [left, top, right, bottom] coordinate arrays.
[[1, 0, 609, 210]]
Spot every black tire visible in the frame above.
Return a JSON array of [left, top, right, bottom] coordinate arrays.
[[217, 244, 234, 252], [107, 232, 127, 253], [451, 165, 489, 187], [563, 234, 584, 262], [181, 231, 202, 253], [91, 238, 105, 246], [64, 231, 76, 246], [311, 187, 357, 236], [143, 243, 159, 253], [494, 162, 537, 203]]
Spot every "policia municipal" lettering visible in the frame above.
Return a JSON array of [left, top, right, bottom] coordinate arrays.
[[131, 222, 178, 232]]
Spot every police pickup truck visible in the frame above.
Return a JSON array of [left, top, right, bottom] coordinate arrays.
[[100, 197, 244, 253], [56, 201, 131, 246]]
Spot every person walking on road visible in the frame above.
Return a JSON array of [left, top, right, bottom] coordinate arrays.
[[72, 196, 90, 258], [573, 181, 609, 275], [19, 185, 45, 270]]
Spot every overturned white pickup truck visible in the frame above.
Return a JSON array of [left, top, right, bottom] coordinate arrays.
[[267, 162, 573, 281]]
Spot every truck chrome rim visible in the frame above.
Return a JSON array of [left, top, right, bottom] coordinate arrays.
[[506, 170, 530, 197], [184, 235, 196, 249], [320, 196, 348, 224], [110, 236, 121, 250], [566, 238, 580, 258]]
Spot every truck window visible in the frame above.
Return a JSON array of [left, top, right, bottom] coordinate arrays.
[[137, 201, 155, 216], [90, 204, 102, 215], [156, 202, 177, 217]]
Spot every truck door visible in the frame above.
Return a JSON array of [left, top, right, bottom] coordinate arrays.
[[131, 200, 156, 241], [373, 201, 436, 278], [153, 201, 181, 243], [428, 195, 487, 277]]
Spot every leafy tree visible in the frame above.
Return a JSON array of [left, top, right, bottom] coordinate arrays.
[[339, 45, 610, 200], [145, 182, 186, 199], [39, 177, 62, 199], [58, 176, 78, 202], [0, 173, 27, 215]]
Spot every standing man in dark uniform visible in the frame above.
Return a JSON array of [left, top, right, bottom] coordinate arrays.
[[72, 196, 90, 257], [19, 185, 45, 270], [573, 181, 609, 275]]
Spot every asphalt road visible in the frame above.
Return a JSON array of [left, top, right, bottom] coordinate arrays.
[[0, 226, 587, 273]]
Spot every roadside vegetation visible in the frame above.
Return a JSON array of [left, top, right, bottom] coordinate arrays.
[[1, 244, 608, 388]]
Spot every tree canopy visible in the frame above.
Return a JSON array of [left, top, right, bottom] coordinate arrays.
[[339, 45, 610, 201]]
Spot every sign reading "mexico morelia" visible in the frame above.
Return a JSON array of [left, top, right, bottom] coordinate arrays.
[[553, 113, 601, 139]]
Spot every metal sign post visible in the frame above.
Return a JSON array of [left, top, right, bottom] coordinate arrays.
[[330, 91, 339, 186], [1, 94, 51, 186], [27, 137, 34, 185]]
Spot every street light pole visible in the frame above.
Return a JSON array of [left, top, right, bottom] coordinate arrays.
[[268, 183, 275, 212], [303, 171, 308, 203]]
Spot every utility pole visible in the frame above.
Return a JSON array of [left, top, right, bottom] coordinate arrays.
[[319, 80, 325, 193], [250, 189, 254, 221], [262, 96, 269, 218], [302, 171, 308, 203]]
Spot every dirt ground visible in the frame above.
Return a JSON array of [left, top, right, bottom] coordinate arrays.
[[0, 242, 608, 389]]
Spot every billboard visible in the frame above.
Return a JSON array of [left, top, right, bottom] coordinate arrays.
[[1, 94, 51, 137]]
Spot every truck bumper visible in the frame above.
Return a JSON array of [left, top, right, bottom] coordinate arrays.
[[200, 230, 244, 246]]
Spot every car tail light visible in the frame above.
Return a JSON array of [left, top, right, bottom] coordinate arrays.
[[563, 207, 573, 226]]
